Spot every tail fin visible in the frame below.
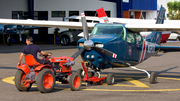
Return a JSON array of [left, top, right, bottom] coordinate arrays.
[[146, 6, 166, 45], [96, 7, 109, 23], [156, 6, 166, 24]]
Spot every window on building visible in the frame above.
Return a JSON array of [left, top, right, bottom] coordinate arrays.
[[142, 12, 146, 19], [84, 11, 110, 22], [52, 11, 66, 17], [12, 11, 23, 19], [69, 11, 79, 22], [12, 11, 29, 19], [84, 11, 110, 17]]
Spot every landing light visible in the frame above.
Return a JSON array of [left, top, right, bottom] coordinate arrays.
[[95, 43, 104, 47], [91, 55, 95, 58], [86, 55, 90, 58]]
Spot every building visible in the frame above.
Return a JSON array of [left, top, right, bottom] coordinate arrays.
[[0, 0, 170, 44]]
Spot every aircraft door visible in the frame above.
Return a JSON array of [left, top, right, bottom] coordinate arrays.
[[124, 31, 142, 65]]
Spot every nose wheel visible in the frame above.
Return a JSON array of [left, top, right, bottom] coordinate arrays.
[[77, 62, 115, 86]]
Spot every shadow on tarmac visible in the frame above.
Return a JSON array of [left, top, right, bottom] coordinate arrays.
[[0, 44, 78, 53], [0, 67, 17, 70]]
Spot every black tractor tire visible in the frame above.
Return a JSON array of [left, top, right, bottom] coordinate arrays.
[[106, 73, 115, 85], [15, 69, 32, 91], [150, 72, 157, 84], [60, 36, 70, 46], [36, 69, 55, 93], [69, 74, 81, 91]]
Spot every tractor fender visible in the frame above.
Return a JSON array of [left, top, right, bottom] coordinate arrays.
[[16, 63, 31, 75], [34, 65, 54, 73]]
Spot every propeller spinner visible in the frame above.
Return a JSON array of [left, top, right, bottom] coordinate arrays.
[[71, 14, 117, 60]]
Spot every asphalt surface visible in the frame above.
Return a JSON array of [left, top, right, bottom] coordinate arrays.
[[0, 42, 180, 101]]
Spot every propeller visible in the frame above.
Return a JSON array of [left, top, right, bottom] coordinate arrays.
[[71, 13, 117, 60]]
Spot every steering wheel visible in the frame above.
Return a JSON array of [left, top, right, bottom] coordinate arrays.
[[39, 52, 52, 58]]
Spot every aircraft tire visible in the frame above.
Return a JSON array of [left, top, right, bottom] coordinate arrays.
[[150, 72, 157, 84], [77, 68, 84, 78], [15, 69, 32, 91], [106, 73, 115, 85], [36, 69, 55, 93], [60, 36, 70, 46], [69, 74, 81, 91], [88, 72, 94, 78]]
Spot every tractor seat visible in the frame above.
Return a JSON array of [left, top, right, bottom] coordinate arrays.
[[25, 55, 40, 67]]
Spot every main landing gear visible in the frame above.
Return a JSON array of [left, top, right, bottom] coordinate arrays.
[[77, 62, 115, 86], [130, 66, 157, 84]]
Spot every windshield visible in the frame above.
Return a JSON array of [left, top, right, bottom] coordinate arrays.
[[91, 24, 124, 37]]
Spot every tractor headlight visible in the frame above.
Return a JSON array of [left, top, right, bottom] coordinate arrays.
[[95, 43, 104, 48], [78, 42, 84, 47]]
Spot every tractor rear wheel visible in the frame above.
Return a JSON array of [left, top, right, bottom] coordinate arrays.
[[36, 69, 55, 93], [69, 74, 81, 91], [15, 69, 32, 91]]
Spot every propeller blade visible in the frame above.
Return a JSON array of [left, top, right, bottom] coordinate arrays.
[[92, 47, 117, 58], [71, 48, 85, 60], [81, 14, 89, 41]]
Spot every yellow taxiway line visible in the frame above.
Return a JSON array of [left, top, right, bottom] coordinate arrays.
[[2, 75, 180, 92]]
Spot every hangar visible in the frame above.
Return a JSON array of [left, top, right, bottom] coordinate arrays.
[[0, 0, 168, 44]]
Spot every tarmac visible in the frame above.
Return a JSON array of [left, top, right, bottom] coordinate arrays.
[[0, 42, 180, 101]]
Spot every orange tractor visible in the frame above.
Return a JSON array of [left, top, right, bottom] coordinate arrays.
[[15, 54, 81, 93]]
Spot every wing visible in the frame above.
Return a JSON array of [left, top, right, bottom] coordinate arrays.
[[155, 46, 180, 52], [0, 19, 95, 30], [125, 24, 180, 32]]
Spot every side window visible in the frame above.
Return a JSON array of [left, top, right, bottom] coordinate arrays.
[[120, 27, 126, 41], [120, 31, 125, 41], [135, 34, 143, 45], [126, 32, 135, 44]]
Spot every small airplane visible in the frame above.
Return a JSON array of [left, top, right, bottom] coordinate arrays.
[[1, 6, 180, 84], [67, 7, 177, 43], [0, 23, 44, 46]]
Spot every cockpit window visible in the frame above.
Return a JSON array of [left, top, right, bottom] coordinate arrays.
[[126, 31, 135, 44], [136, 34, 143, 45], [91, 24, 124, 37]]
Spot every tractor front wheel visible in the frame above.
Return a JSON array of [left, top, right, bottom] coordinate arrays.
[[36, 69, 55, 93], [69, 74, 81, 91]]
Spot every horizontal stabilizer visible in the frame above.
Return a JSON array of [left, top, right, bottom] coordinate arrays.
[[155, 46, 180, 52]]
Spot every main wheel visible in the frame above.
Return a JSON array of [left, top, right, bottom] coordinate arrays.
[[69, 74, 81, 91], [77, 68, 84, 78], [106, 73, 115, 85], [150, 72, 157, 84], [15, 69, 32, 91], [60, 36, 70, 46], [94, 73, 103, 85], [36, 69, 55, 93], [7, 36, 12, 46]]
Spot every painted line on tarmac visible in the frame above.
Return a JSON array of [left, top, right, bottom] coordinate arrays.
[[2, 75, 180, 92]]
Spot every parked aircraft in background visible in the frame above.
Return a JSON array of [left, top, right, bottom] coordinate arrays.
[[0, 23, 43, 46]]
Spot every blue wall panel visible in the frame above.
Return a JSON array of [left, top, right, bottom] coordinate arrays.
[[131, 0, 157, 10]]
